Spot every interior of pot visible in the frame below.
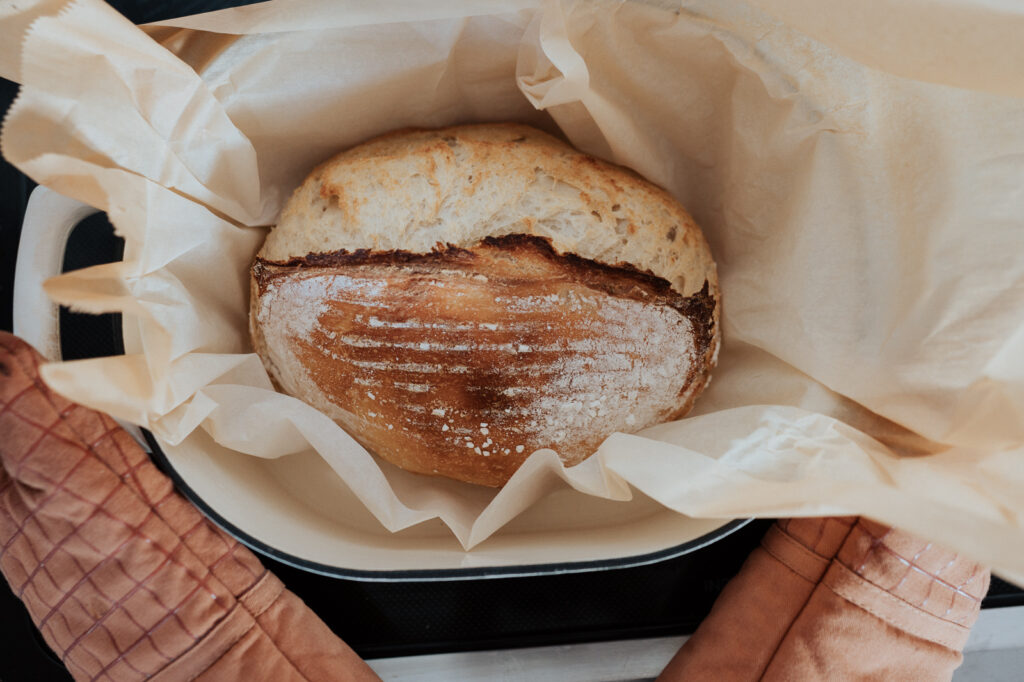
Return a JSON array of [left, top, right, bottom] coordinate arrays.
[[147, 422, 748, 578]]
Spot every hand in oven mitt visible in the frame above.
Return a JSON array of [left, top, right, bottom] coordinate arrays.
[[0, 331, 379, 682], [660, 517, 990, 681]]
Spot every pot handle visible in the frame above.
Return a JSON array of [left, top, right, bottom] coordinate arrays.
[[12, 186, 149, 449], [13, 185, 99, 362]]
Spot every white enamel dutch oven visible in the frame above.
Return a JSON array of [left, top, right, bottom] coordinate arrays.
[[13, 189, 747, 581]]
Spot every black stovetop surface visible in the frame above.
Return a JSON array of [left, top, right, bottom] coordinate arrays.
[[1, 5, 1022, 680]]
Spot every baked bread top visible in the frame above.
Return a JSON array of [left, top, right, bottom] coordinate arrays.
[[258, 123, 716, 298]]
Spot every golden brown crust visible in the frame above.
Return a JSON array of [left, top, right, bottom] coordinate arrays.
[[251, 236, 716, 487]]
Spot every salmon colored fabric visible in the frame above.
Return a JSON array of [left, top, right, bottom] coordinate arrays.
[[0, 331, 379, 682], [660, 517, 989, 681]]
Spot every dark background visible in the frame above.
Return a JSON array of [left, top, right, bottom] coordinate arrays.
[[1, 2, 1022, 680]]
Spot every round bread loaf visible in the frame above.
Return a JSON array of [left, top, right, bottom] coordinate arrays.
[[250, 123, 720, 487]]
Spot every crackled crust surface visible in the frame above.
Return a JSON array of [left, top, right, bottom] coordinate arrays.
[[259, 123, 717, 298]]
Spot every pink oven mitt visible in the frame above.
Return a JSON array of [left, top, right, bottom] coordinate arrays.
[[0, 331, 379, 681], [660, 517, 990, 681]]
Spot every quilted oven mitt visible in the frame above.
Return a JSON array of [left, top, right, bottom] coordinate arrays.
[[0, 331, 379, 681], [660, 517, 990, 681]]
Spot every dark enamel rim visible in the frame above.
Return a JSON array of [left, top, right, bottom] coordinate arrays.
[[144, 430, 752, 582]]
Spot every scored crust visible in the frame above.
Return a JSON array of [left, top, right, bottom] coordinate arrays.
[[251, 124, 721, 487], [252, 236, 717, 487]]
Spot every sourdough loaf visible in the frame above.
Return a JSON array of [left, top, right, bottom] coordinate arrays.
[[251, 123, 719, 487]]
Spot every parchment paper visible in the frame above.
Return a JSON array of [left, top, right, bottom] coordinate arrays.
[[2, 0, 1023, 582]]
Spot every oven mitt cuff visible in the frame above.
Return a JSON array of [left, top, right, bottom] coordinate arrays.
[[759, 519, 988, 681]]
